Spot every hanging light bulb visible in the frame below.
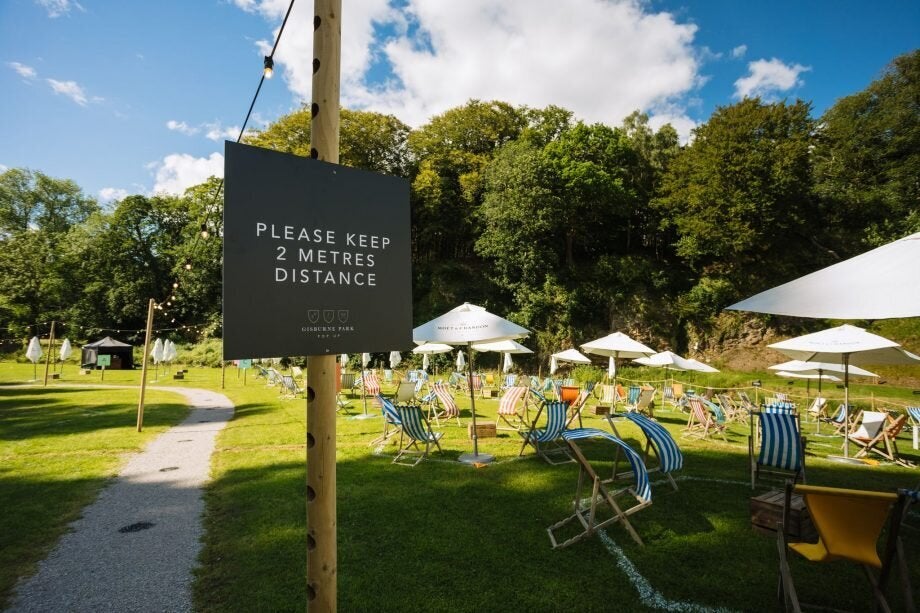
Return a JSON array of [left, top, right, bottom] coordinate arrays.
[[184, 262, 192, 271], [173, 282, 179, 289], [263, 55, 274, 78], [200, 223, 209, 239]]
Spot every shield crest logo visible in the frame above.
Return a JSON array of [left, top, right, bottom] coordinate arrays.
[[323, 310, 335, 324], [338, 310, 349, 323], [307, 310, 320, 324]]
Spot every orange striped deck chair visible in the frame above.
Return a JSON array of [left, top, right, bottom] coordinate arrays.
[[430, 381, 462, 426], [497, 385, 529, 431]]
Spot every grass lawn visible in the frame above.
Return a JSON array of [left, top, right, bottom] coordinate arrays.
[[1, 361, 918, 611], [0, 364, 190, 609]]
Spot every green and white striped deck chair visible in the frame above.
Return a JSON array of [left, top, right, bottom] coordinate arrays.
[[749, 410, 805, 489], [547, 428, 653, 548], [519, 398, 573, 465], [393, 405, 443, 466]]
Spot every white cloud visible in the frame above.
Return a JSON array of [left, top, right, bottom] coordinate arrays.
[[239, 0, 702, 140], [166, 120, 199, 135], [8, 62, 37, 79], [46, 78, 101, 106], [0, 164, 8, 172], [734, 58, 810, 99], [151, 152, 223, 195], [204, 122, 242, 141], [35, 0, 85, 18], [99, 187, 128, 202], [730, 45, 747, 59]]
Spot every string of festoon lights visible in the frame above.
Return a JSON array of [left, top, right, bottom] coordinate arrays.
[[154, 0, 296, 325], [1, 321, 211, 343]]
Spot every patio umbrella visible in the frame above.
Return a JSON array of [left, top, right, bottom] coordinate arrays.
[[414, 302, 530, 465], [768, 359, 877, 397], [58, 339, 72, 374], [685, 358, 719, 373], [549, 355, 558, 375], [361, 353, 371, 368], [581, 332, 655, 388], [412, 342, 452, 374], [769, 324, 920, 457], [389, 350, 402, 370], [503, 352, 513, 373], [550, 349, 591, 375], [26, 336, 42, 381], [727, 232, 920, 319], [774, 371, 841, 382], [455, 350, 466, 371], [422, 353, 430, 372], [151, 338, 164, 379], [471, 339, 532, 374], [634, 350, 695, 389]]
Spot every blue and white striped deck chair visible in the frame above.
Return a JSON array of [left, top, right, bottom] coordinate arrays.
[[393, 405, 443, 466], [501, 373, 518, 390], [407, 370, 419, 383], [547, 428, 653, 548], [625, 386, 641, 411], [519, 399, 573, 464], [820, 403, 850, 435], [609, 413, 684, 491], [749, 410, 805, 489], [370, 395, 403, 446], [908, 407, 920, 452], [763, 401, 796, 414]]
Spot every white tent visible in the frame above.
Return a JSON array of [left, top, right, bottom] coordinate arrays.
[[727, 232, 920, 319]]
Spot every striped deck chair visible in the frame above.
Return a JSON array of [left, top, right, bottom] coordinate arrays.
[[625, 386, 641, 411], [749, 410, 805, 489], [806, 396, 828, 421], [717, 393, 748, 424], [547, 428, 653, 548], [849, 412, 910, 467], [500, 373, 518, 390], [265, 368, 282, 387], [497, 385, 529, 431], [393, 380, 418, 404], [337, 372, 356, 413], [594, 384, 618, 411], [606, 412, 684, 491], [407, 370, 420, 383], [362, 371, 381, 396], [429, 381, 462, 427], [564, 389, 592, 429], [279, 375, 303, 399], [763, 401, 796, 414], [469, 373, 485, 398], [518, 399, 573, 465], [735, 390, 758, 412], [820, 403, 850, 435], [634, 387, 655, 418], [370, 395, 403, 446], [670, 382, 684, 407], [393, 405, 443, 466], [383, 369, 394, 383], [684, 396, 728, 442], [908, 407, 920, 451]]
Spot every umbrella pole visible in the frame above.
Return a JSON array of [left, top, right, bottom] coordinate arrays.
[[816, 370, 823, 434], [43, 321, 55, 387], [843, 355, 850, 458], [459, 341, 493, 465]]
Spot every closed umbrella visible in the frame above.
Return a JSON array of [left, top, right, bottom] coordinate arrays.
[[769, 324, 920, 457], [389, 350, 402, 370], [58, 339, 72, 375], [455, 350, 466, 371], [414, 302, 530, 465], [581, 332, 655, 388], [361, 353, 371, 368], [727, 232, 920, 319], [26, 336, 42, 381], [151, 338, 164, 379], [422, 353, 430, 372], [549, 355, 558, 375], [503, 352, 513, 373]]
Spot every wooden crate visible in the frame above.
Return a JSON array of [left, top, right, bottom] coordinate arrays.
[[750, 489, 817, 541], [484, 388, 499, 398], [468, 421, 497, 439], [173, 373, 184, 380], [589, 404, 609, 416]]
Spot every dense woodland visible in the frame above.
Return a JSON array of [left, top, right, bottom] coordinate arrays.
[[1, 50, 917, 365]]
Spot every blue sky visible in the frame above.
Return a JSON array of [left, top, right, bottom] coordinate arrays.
[[1, 0, 917, 201]]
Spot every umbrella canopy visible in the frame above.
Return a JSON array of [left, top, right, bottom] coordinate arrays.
[[26, 336, 42, 363], [581, 332, 655, 359], [455, 350, 466, 371], [151, 338, 164, 364], [633, 350, 695, 371], [412, 342, 453, 354], [774, 370, 841, 382], [769, 324, 920, 458], [768, 359, 878, 378], [59, 339, 72, 361], [470, 339, 533, 354], [727, 232, 920, 319], [389, 350, 402, 369], [551, 348, 591, 364], [685, 358, 719, 373], [361, 353, 371, 368], [414, 303, 531, 464], [412, 302, 528, 345], [503, 352, 513, 373]]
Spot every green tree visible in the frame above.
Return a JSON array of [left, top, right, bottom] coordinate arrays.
[[813, 49, 920, 249]]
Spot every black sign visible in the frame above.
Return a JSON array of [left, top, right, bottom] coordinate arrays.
[[223, 142, 411, 359]]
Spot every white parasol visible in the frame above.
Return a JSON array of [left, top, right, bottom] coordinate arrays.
[[389, 350, 402, 369], [26, 336, 42, 380], [503, 352, 513, 373], [455, 350, 466, 371]]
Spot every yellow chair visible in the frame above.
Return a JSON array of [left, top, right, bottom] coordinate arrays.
[[777, 483, 911, 612]]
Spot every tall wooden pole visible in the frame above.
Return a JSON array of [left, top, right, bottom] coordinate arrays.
[[136, 299, 155, 432], [307, 1, 340, 610], [43, 320, 55, 386]]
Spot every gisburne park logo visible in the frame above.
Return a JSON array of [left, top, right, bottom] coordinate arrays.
[[302, 309, 354, 338], [306, 309, 349, 324]]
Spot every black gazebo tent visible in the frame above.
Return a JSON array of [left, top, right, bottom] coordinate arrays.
[[81, 336, 134, 370]]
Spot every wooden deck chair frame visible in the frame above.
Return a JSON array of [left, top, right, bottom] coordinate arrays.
[[717, 393, 748, 424], [606, 412, 684, 492], [749, 411, 805, 490], [547, 428, 652, 548], [369, 395, 403, 446], [496, 385, 530, 431], [564, 389, 592, 429], [683, 397, 728, 442], [337, 372, 356, 414], [518, 396, 573, 465], [429, 381, 462, 427], [392, 405, 443, 466], [850, 413, 911, 467], [777, 482, 911, 613]]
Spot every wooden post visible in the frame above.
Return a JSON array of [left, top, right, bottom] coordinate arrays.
[[221, 361, 226, 389], [307, 1, 340, 610], [43, 320, 55, 386], [136, 299, 155, 432]]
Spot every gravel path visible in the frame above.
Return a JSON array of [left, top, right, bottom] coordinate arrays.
[[7, 387, 234, 613]]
